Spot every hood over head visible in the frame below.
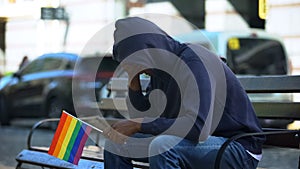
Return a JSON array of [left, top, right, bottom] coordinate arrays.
[[112, 17, 184, 77]]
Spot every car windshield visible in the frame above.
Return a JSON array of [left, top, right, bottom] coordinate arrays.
[[226, 38, 288, 75]]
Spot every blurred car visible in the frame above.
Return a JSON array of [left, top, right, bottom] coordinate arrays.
[[175, 29, 291, 76], [72, 55, 119, 117], [175, 29, 293, 128], [0, 52, 119, 125], [0, 53, 78, 125]]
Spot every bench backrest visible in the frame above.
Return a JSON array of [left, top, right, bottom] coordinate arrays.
[[100, 75, 300, 148], [101, 75, 300, 120], [238, 75, 300, 120]]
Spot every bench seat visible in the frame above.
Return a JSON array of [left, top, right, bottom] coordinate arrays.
[[16, 149, 104, 169]]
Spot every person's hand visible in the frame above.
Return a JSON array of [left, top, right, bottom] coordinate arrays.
[[103, 127, 127, 144], [129, 74, 141, 91], [103, 118, 143, 144], [121, 63, 144, 91]]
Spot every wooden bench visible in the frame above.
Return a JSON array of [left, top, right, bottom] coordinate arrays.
[[100, 75, 300, 169], [15, 117, 105, 169], [16, 75, 300, 169], [215, 75, 300, 169], [15, 117, 148, 169]]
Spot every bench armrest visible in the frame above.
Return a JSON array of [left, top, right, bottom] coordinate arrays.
[[27, 118, 60, 151], [214, 129, 300, 169]]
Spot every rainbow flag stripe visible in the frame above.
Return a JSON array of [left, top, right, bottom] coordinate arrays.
[[48, 111, 92, 165]]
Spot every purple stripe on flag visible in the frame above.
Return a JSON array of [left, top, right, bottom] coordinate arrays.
[[73, 124, 92, 164], [67, 124, 85, 164]]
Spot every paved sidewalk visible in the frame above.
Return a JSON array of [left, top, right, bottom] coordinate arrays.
[[1, 120, 299, 169], [258, 146, 299, 169], [0, 165, 14, 169]]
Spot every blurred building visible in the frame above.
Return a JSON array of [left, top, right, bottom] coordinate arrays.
[[0, 0, 300, 74], [0, 0, 125, 71], [266, 0, 300, 75], [205, 0, 300, 75]]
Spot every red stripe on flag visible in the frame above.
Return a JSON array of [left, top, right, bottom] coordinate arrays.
[[53, 114, 72, 157], [73, 125, 92, 165], [48, 112, 68, 155]]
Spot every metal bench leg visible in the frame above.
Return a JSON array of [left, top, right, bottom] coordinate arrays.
[[215, 130, 300, 169], [16, 162, 22, 169], [298, 156, 300, 169]]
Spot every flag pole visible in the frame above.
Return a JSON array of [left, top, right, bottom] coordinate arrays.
[[62, 110, 103, 133]]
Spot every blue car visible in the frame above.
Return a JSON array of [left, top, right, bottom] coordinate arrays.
[[0, 52, 119, 125], [0, 53, 79, 125]]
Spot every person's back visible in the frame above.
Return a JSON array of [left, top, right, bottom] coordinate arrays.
[[103, 17, 265, 169], [213, 61, 265, 154]]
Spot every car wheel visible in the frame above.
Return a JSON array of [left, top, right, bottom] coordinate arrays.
[[0, 95, 10, 126], [47, 98, 63, 130], [47, 98, 63, 118]]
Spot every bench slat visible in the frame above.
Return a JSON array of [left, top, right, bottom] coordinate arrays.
[[107, 77, 149, 91], [99, 98, 127, 111], [16, 149, 104, 169], [99, 98, 300, 120], [238, 75, 300, 93], [262, 129, 300, 148], [253, 102, 300, 119], [107, 76, 300, 93]]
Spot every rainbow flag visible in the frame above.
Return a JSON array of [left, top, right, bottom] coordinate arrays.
[[48, 111, 92, 165]]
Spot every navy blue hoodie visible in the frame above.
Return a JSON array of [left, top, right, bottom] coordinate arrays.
[[113, 17, 265, 154]]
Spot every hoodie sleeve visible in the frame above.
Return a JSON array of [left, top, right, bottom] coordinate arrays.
[[128, 88, 150, 110], [140, 57, 213, 142], [126, 86, 151, 118]]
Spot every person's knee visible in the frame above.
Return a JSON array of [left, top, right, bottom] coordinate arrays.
[[149, 135, 181, 156], [104, 140, 124, 156]]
